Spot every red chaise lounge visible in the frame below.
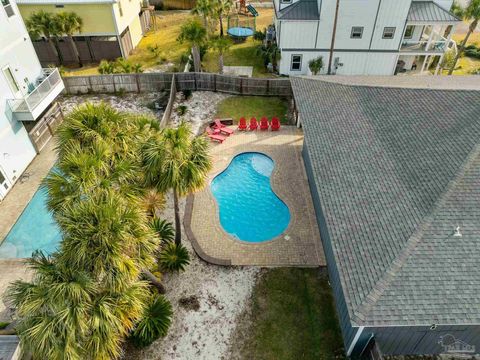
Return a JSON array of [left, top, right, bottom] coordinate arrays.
[[214, 119, 234, 135], [206, 127, 227, 143]]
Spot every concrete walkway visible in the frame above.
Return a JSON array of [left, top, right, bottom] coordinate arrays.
[[185, 126, 326, 267]]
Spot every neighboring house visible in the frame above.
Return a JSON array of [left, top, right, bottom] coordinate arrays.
[[1, 0, 64, 201], [273, 0, 461, 76], [291, 76, 480, 357], [16, 0, 152, 65]]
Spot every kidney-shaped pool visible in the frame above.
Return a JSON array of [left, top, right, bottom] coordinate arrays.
[[211, 152, 291, 242]]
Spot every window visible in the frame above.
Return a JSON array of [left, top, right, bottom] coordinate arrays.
[[2, 0, 14, 17], [118, 0, 123, 16], [3, 67, 19, 93], [382, 27, 396, 39], [404, 25, 414, 39], [350, 27, 363, 39], [291, 54, 302, 71]]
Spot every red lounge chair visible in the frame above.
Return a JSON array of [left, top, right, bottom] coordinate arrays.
[[260, 117, 269, 130], [249, 117, 258, 131], [206, 127, 227, 143], [271, 117, 280, 131], [214, 119, 234, 135], [238, 117, 247, 131]]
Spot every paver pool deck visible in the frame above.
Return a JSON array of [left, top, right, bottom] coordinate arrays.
[[185, 126, 326, 266]]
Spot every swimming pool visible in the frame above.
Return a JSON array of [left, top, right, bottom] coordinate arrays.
[[0, 187, 61, 258], [211, 152, 290, 242]]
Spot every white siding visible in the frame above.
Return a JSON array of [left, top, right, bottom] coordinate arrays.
[[370, 0, 411, 50], [279, 50, 330, 75], [0, 0, 38, 195], [278, 21, 318, 49]]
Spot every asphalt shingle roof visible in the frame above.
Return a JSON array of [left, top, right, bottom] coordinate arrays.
[[408, 1, 460, 23], [291, 77, 480, 327], [277, 0, 319, 20]]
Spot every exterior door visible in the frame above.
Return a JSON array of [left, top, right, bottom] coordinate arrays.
[[2, 65, 22, 97], [120, 27, 133, 57]]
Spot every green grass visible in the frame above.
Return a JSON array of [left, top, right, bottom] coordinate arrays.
[[235, 268, 345, 360], [215, 96, 290, 124]]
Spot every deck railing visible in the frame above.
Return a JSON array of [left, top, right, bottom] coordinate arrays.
[[400, 40, 447, 52]]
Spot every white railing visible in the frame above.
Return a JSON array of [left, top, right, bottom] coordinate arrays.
[[7, 68, 62, 114], [400, 40, 447, 52]]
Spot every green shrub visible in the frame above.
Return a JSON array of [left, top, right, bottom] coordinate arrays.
[[182, 89, 192, 99], [465, 49, 480, 59], [150, 218, 174, 243], [98, 60, 116, 74], [159, 242, 190, 272], [131, 295, 173, 348], [308, 56, 324, 75], [176, 105, 188, 116], [0, 322, 10, 330], [147, 44, 161, 58], [253, 30, 266, 41]]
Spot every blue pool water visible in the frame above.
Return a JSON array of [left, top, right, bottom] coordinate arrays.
[[227, 27, 254, 38], [211, 152, 290, 242], [0, 187, 61, 258]]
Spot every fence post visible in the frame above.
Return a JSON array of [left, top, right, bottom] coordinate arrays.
[[266, 79, 270, 95], [194, 73, 198, 91], [136, 73, 141, 93], [88, 76, 93, 93], [214, 74, 217, 92], [112, 75, 117, 93], [239, 77, 243, 95]]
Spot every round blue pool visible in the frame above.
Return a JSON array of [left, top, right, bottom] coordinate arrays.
[[227, 27, 254, 38], [211, 152, 290, 242]]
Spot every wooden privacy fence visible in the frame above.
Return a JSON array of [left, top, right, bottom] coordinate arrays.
[[62, 72, 292, 97], [160, 74, 177, 127], [27, 103, 64, 153]]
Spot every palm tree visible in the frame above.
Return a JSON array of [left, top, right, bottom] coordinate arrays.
[[192, 0, 213, 37], [9, 104, 169, 359], [448, 0, 480, 75], [57, 11, 83, 67], [177, 19, 207, 72], [210, 36, 232, 73], [26, 11, 63, 64], [214, 0, 232, 37], [142, 122, 212, 245]]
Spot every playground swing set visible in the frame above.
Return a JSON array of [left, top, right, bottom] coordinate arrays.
[[227, 0, 258, 41]]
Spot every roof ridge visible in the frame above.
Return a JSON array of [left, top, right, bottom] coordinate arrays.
[[351, 140, 480, 325], [278, 1, 302, 17]]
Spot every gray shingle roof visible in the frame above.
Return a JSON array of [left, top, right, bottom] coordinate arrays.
[[277, 0, 319, 20], [0, 336, 19, 360], [291, 77, 480, 327], [408, 1, 461, 23]]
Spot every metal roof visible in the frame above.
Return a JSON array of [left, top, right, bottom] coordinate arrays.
[[277, 0, 319, 21], [291, 76, 480, 327], [408, 1, 461, 23]]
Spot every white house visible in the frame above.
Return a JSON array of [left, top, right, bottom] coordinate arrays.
[[273, 0, 461, 76], [0, 0, 64, 201]]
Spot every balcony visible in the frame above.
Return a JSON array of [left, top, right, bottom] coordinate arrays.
[[7, 68, 65, 122], [400, 40, 447, 53]]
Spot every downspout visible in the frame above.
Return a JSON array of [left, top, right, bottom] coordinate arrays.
[[327, 0, 340, 74], [347, 326, 365, 357]]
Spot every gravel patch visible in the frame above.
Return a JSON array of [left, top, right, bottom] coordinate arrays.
[[58, 92, 166, 120], [170, 91, 231, 135]]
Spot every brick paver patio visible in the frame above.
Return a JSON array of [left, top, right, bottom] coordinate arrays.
[[185, 126, 326, 266]]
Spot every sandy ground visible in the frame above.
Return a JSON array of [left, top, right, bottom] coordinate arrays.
[[134, 194, 260, 360], [170, 91, 231, 135]]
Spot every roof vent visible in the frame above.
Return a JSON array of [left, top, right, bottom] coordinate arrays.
[[453, 226, 462, 237]]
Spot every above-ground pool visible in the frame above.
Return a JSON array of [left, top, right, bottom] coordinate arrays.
[[0, 187, 61, 258], [227, 27, 254, 39], [211, 152, 290, 242]]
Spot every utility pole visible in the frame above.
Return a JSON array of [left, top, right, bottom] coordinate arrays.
[[328, 0, 340, 75]]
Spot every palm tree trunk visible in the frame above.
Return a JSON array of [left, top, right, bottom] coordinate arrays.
[[173, 190, 182, 245], [69, 35, 83, 67], [142, 269, 166, 294], [47, 38, 61, 65], [204, 16, 209, 40], [219, 53, 224, 73], [192, 45, 202, 73], [448, 20, 478, 75], [53, 38, 64, 65], [219, 14, 224, 37]]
